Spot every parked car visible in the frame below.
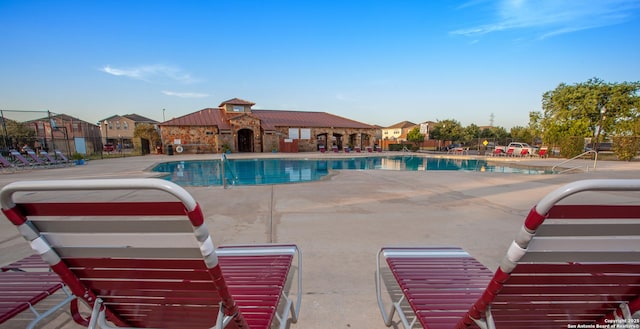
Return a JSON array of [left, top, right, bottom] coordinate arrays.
[[585, 142, 613, 152], [103, 143, 115, 152], [506, 142, 538, 156], [440, 143, 461, 152]]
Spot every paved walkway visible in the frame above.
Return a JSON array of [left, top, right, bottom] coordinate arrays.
[[1, 152, 639, 329]]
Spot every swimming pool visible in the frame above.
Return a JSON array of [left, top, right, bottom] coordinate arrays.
[[151, 156, 555, 186]]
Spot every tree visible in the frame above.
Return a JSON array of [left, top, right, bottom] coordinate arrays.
[[429, 119, 463, 144], [406, 127, 424, 149], [133, 123, 161, 147], [542, 78, 640, 141], [528, 111, 543, 143], [480, 126, 510, 143], [540, 77, 640, 157], [510, 126, 534, 144], [3, 120, 36, 148], [462, 124, 481, 144]]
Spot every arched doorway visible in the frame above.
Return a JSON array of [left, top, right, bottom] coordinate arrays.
[[237, 129, 253, 152]]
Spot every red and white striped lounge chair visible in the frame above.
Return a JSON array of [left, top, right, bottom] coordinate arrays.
[[537, 147, 549, 158], [505, 147, 515, 157], [1, 178, 302, 329], [376, 179, 640, 329], [1, 255, 77, 329]]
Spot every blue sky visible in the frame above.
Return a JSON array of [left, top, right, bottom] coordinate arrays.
[[1, 0, 639, 129]]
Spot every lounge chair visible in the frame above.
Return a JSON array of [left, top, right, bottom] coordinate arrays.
[[1, 178, 302, 329], [40, 151, 65, 166], [0, 154, 19, 172], [505, 147, 515, 157], [9, 150, 37, 168], [319, 145, 326, 153], [1, 255, 77, 329], [519, 148, 529, 157], [366, 146, 373, 153], [26, 151, 50, 166], [376, 179, 640, 329], [491, 148, 504, 157], [537, 147, 549, 158], [54, 150, 72, 164]]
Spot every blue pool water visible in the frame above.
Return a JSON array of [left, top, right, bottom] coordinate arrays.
[[151, 156, 554, 186]]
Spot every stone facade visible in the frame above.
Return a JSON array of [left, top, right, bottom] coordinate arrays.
[[161, 126, 219, 154], [160, 98, 380, 154]]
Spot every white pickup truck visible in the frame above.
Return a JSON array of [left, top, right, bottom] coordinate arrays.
[[496, 142, 538, 156]]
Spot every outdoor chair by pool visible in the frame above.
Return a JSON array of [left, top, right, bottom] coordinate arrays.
[[505, 147, 515, 157], [10, 150, 38, 168], [26, 150, 51, 167], [1, 255, 77, 329], [40, 151, 66, 166], [376, 179, 640, 329], [0, 154, 19, 172], [1, 178, 302, 329], [537, 147, 549, 158], [54, 150, 72, 164]]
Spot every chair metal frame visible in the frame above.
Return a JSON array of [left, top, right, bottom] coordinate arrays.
[[376, 179, 640, 329], [1, 178, 302, 329]]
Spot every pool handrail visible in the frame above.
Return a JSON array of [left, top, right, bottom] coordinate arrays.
[[220, 153, 238, 188], [551, 150, 598, 173]]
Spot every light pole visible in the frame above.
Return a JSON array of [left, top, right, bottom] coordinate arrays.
[[103, 120, 109, 145]]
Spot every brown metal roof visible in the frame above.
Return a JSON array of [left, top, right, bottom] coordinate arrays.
[[252, 110, 376, 130], [160, 108, 230, 129], [387, 121, 417, 129], [218, 98, 256, 107], [160, 107, 375, 131]]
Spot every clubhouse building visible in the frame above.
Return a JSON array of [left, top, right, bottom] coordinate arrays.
[[159, 98, 379, 153]]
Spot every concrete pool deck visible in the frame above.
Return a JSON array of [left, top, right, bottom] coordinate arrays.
[[1, 152, 639, 329]]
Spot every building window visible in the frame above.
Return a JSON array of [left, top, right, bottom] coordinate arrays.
[[123, 122, 128, 130], [116, 121, 121, 129], [233, 105, 243, 112], [73, 123, 79, 132]]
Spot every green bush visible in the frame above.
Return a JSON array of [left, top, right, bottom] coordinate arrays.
[[558, 137, 584, 158], [613, 136, 639, 161]]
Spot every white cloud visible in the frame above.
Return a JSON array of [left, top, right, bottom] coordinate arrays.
[[450, 0, 640, 39], [162, 90, 209, 98], [101, 64, 198, 83]]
